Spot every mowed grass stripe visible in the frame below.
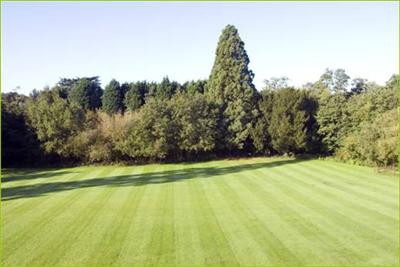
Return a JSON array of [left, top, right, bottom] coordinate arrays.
[[2, 167, 113, 246], [2, 167, 106, 238], [2, 166, 99, 217], [224, 161, 357, 265], [188, 164, 240, 266], [240, 165, 370, 264], [145, 165, 177, 265], [3, 167, 119, 265], [115, 165, 165, 265], [309, 161, 399, 196], [300, 161, 398, 206], [57, 166, 144, 265], [111, 166, 156, 265], [173, 165, 205, 265], [270, 171, 395, 265], [213, 160, 313, 264], [287, 162, 398, 222], [222, 160, 341, 264], [276, 163, 398, 240], [24, 167, 128, 265], [254, 164, 397, 261], [274, 164, 398, 265], [200, 170, 267, 265], [62, 166, 147, 265], [2, 158, 398, 266], [87, 165, 149, 265], [313, 160, 397, 187], [207, 166, 304, 265]]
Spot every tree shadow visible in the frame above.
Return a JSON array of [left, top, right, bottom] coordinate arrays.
[[2, 158, 306, 201], [1, 170, 74, 183]]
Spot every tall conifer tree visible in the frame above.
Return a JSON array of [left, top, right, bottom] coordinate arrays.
[[102, 79, 124, 115], [68, 77, 103, 110], [206, 25, 259, 151]]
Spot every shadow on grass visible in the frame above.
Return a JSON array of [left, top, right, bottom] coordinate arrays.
[[2, 158, 306, 201], [1, 170, 74, 183]]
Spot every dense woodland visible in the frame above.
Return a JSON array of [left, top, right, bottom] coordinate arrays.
[[2, 25, 398, 168]]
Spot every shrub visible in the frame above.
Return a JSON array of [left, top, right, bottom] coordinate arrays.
[[337, 109, 398, 167]]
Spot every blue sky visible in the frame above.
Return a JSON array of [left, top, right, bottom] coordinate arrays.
[[2, 1, 398, 94]]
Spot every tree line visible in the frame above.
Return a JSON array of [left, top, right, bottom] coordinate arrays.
[[2, 25, 398, 167]]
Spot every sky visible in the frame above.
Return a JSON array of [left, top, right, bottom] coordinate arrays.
[[2, 1, 399, 94]]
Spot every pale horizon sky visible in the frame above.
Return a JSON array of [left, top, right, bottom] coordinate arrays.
[[2, 1, 399, 95]]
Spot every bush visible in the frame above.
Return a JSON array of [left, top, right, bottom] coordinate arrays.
[[170, 93, 218, 155], [337, 109, 398, 167], [115, 98, 176, 160], [115, 93, 218, 161], [26, 90, 84, 157], [70, 111, 136, 163]]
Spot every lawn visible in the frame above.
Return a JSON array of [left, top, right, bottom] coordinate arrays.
[[1, 157, 398, 266]]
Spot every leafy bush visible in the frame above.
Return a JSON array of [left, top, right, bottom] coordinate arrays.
[[337, 109, 397, 167], [70, 111, 135, 163], [26, 90, 84, 157]]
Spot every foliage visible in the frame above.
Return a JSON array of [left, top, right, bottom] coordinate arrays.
[[68, 77, 103, 110], [170, 93, 218, 155], [261, 88, 319, 155], [334, 75, 398, 166], [26, 90, 84, 156], [124, 81, 149, 111], [1, 93, 45, 166], [337, 109, 397, 167], [206, 25, 259, 151], [345, 82, 396, 133], [182, 80, 207, 95], [350, 78, 377, 95], [318, 68, 350, 93], [69, 111, 133, 163], [148, 77, 181, 99], [249, 116, 270, 154], [2, 26, 397, 168], [263, 77, 289, 91], [114, 92, 218, 161], [316, 90, 349, 153], [102, 79, 125, 115], [116, 98, 177, 160]]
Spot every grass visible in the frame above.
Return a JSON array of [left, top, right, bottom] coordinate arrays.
[[1, 157, 399, 266]]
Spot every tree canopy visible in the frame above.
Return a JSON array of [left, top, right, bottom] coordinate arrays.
[[102, 79, 125, 115], [68, 77, 103, 110], [2, 25, 397, 168]]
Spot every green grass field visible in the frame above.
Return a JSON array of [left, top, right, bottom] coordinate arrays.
[[1, 157, 399, 266]]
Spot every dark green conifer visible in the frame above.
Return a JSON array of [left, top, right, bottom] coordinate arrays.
[[206, 25, 259, 151], [102, 79, 124, 115]]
